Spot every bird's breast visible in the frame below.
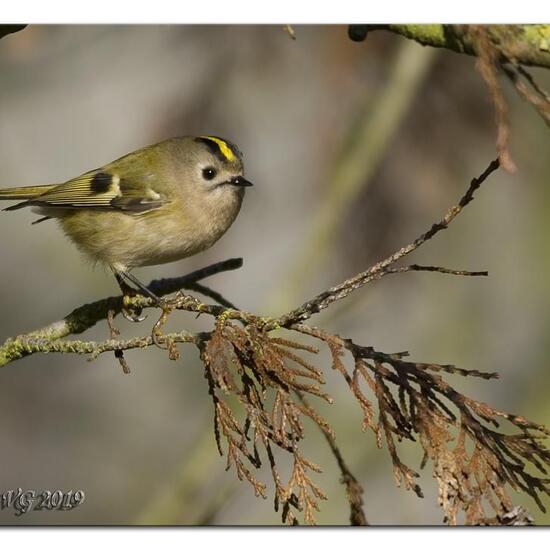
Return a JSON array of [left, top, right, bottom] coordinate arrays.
[[133, 191, 243, 267]]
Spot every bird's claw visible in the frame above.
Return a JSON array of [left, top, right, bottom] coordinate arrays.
[[121, 307, 148, 323], [121, 293, 148, 323]]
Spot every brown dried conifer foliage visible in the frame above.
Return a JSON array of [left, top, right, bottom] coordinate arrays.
[[197, 306, 550, 524]]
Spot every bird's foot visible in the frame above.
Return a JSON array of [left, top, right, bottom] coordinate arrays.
[[121, 292, 148, 323], [115, 269, 163, 322]]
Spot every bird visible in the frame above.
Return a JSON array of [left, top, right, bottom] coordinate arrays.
[[0, 135, 252, 318]]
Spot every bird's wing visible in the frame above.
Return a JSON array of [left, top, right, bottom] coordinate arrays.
[[5, 169, 169, 213]]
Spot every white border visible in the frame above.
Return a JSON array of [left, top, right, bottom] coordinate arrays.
[[1, 0, 548, 543], [0, 527, 546, 549], [0, 0, 549, 24]]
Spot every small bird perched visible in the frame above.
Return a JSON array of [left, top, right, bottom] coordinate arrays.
[[0, 135, 252, 318]]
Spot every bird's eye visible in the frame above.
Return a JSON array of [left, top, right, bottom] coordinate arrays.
[[202, 167, 217, 181]]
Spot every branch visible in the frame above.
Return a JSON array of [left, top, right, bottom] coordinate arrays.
[[277, 159, 499, 327], [0, 258, 242, 367], [0, 25, 27, 41], [349, 25, 550, 69]]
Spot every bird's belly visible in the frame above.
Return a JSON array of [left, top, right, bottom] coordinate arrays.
[[135, 228, 212, 267], [58, 206, 237, 269]]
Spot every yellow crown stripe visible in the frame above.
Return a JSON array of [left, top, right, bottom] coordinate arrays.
[[201, 136, 237, 163]]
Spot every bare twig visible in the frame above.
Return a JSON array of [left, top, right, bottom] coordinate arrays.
[[389, 265, 488, 277], [469, 26, 516, 172], [283, 25, 296, 40], [277, 159, 500, 327], [502, 64, 550, 127], [147, 258, 243, 296], [107, 308, 130, 374], [297, 391, 368, 525], [186, 282, 238, 310], [516, 66, 550, 102]]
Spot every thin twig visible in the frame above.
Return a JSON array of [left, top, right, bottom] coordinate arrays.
[[469, 26, 516, 172], [107, 308, 130, 373], [187, 282, 238, 309], [517, 66, 550, 102], [296, 391, 369, 526], [389, 265, 488, 277], [277, 159, 500, 327], [502, 64, 550, 127], [147, 258, 243, 296]]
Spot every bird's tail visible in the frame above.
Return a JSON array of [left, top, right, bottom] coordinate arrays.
[[0, 184, 55, 201], [0, 184, 58, 212]]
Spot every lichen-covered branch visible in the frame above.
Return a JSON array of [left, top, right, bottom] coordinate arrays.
[[349, 25, 550, 69], [0, 258, 242, 367]]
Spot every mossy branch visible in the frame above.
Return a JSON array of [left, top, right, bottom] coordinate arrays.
[[349, 24, 550, 69], [0, 258, 242, 367]]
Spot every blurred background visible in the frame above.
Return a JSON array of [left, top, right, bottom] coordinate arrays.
[[0, 25, 549, 525]]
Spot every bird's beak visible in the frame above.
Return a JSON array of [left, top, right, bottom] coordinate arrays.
[[230, 176, 253, 187]]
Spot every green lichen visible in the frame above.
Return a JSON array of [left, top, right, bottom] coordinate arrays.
[[0, 338, 28, 366], [373, 24, 550, 68]]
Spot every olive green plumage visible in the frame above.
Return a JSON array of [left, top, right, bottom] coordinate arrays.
[[0, 136, 252, 302]]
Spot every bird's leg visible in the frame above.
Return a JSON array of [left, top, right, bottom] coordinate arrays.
[[117, 270, 161, 302], [113, 270, 152, 323], [113, 270, 174, 349]]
